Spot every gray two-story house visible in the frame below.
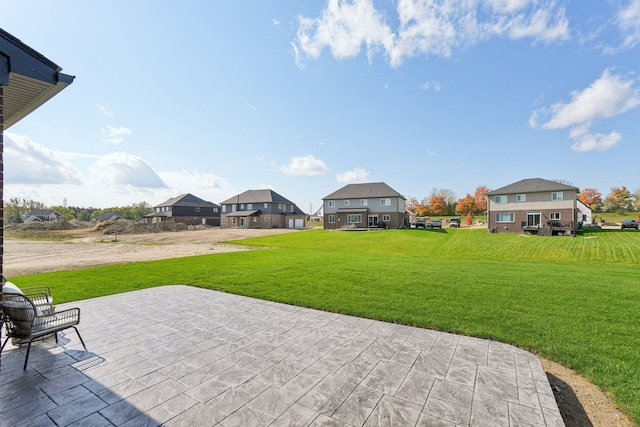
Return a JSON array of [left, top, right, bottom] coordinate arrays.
[[487, 178, 580, 235], [322, 182, 408, 230], [219, 189, 306, 229], [145, 193, 220, 226]]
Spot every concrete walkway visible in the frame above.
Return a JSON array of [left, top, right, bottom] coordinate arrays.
[[0, 286, 564, 426]]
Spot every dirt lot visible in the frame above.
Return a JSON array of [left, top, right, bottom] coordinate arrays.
[[2, 224, 635, 426]]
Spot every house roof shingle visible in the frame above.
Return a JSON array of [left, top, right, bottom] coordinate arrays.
[[220, 189, 293, 205], [220, 189, 305, 215], [155, 193, 219, 208], [323, 182, 405, 200], [487, 178, 579, 195]]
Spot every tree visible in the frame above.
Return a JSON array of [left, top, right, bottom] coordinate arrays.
[[455, 194, 476, 216], [473, 186, 491, 213], [464, 212, 473, 226], [406, 197, 419, 212], [415, 203, 429, 217], [429, 188, 457, 215], [632, 189, 640, 212], [428, 195, 449, 216], [580, 188, 602, 211], [604, 186, 633, 213]]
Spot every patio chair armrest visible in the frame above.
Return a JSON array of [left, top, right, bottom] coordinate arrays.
[[32, 308, 81, 334]]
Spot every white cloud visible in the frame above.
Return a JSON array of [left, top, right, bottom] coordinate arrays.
[[336, 167, 369, 183], [280, 154, 330, 176], [101, 125, 132, 145], [90, 152, 167, 189], [536, 69, 640, 130], [569, 125, 622, 152], [294, 0, 569, 67], [421, 80, 441, 91], [529, 68, 640, 151], [159, 170, 229, 192], [617, 0, 640, 50], [4, 132, 82, 185], [97, 104, 114, 117]]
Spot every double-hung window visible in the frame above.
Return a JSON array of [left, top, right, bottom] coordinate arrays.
[[551, 192, 563, 201], [516, 194, 526, 202]]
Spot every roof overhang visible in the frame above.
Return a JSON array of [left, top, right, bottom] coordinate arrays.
[[1, 28, 75, 129], [224, 210, 260, 217], [337, 208, 369, 213]]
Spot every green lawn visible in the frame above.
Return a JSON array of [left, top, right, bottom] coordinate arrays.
[[9, 228, 640, 423]]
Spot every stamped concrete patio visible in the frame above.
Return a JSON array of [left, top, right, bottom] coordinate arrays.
[[0, 285, 564, 426]]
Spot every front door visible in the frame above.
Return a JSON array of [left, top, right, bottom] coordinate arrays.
[[240, 217, 247, 227], [527, 212, 541, 227]]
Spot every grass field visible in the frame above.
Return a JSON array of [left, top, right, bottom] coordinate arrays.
[[9, 227, 640, 423]]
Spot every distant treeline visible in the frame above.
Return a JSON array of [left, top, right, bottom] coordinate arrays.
[[3, 198, 153, 223]]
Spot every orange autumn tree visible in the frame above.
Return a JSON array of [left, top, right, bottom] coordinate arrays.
[[474, 186, 491, 213], [580, 188, 602, 211], [428, 195, 448, 216], [464, 212, 473, 226], [455, 194, 476, 216]]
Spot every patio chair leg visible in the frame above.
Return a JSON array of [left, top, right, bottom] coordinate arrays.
[[73, 327, 87, 351], [23, 339, 34, 370], [0, 335, 11, 370]]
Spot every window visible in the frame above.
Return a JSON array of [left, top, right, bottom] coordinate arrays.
[[222, 205, 227, 212], [247, 204, 252, 210], [328, 215, 335, 224], [494, 195, 507, 204], [195, 207, 200, 213], [264, 203, 268, 208], [232, 205, 236, 212], [214, 207, 218, 213], [264, 216, 269, 221], [550, 212, 561, 220], [253, 217, 258, 222], [222, 218, 226, 225], [347, 214, 362, 223], [328, 200, 335, 208], [278, 203, 283, 210], [383, 215, 390, 221], [360, 199, 368, 206], [551, 192, 563, 201], [380, 198, 391, 206], [496, 213, 514, 222], [516, 194, 526, 202], [232, 217, 237, 224], [344, 200, 350, 206], [240, 204, 244, 210], [290, 205, 294, 212]]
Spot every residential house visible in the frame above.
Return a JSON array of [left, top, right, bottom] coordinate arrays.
[[219, 189, 306, 229], [576, 200, 593, 225], [23, 209, 63, 223], [487, 178, 580, 235], [309, 205, 323, 223], [144, 193, 220, 226], [322, 182, 409, 230], [91, 212, 124, 222]]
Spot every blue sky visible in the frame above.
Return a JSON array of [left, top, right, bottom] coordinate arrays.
[[3, 0, 639, 213]]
